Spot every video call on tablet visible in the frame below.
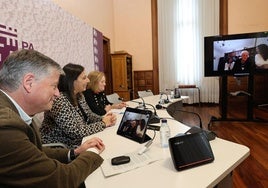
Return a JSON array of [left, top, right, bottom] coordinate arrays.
[[117, 107, 152, 144]]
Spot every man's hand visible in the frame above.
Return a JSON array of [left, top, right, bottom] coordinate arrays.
[[74, 137, 105, 155]]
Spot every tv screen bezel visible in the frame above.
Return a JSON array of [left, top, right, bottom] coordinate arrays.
[[204, 31, 268, 77]]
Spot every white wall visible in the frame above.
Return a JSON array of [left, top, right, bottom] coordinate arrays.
[[52, 0, 115, 50], [52, 0, 153, 71], [228, 0, 268, 34], [113, 0, 152, 70]]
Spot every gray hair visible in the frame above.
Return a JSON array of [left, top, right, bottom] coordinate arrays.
[[0, 49, 62, 91], [240, 50, 249, 56]]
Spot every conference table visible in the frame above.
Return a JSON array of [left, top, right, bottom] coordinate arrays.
[[83, 95, 250, 188]]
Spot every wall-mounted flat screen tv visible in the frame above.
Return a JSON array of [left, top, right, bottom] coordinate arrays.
[[204, 31, 268, 77]]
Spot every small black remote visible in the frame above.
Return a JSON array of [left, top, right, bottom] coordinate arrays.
[[111, 156, 130, 165]]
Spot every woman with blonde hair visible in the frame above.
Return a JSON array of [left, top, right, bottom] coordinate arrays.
[[84, 70, 126, 116]]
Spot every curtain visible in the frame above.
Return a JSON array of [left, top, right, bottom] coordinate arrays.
[[158, 0, 220, 103]]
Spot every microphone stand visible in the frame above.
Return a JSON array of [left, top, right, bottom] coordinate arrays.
[[139, 97, 146, 109], [175, 109, 202, 128], [132, 97, 146, 109], [145, 103, 160, 124], [131, 99, 160, 124], [159, 92, 170, 104]]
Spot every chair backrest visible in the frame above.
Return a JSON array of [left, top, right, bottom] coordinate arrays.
[[169, 109, 202, 128], [137, 90, 154, 98], [106, 93, 122, 104]]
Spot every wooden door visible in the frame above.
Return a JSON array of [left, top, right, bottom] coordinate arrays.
[[111, 55, 127, 91], [102, 36, 112, 94]]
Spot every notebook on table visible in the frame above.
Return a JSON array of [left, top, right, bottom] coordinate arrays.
[[117, 107, 152, 144]]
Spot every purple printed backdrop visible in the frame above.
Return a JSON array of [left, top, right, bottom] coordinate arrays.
[[0, 0, 103, 73], [0, 24, 19, 67], [93, 28, 104, 71]]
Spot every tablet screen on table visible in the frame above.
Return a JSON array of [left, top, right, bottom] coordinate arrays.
[[117, 107, 152, 143]]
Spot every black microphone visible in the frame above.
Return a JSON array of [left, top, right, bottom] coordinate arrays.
[[139, 97, 146, 109], [132, 96, 146, 109], [156, 104, 166, 109], [118, 97, 124, 101], [131, 99, 160, 124], [159, 92, 169, 104], [171, 109, 203, 129], [131, 100, 144, 109], [146, 103, 160, 124]]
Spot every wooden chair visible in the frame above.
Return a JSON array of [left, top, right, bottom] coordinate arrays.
[[137, 90, 154, 98], [106, 93, 122, 104]]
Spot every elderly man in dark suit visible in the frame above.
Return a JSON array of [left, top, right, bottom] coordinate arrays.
[[233, 50, 252, 73]]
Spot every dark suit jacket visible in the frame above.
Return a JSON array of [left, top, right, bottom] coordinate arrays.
[[0, 91, 103, 188], [233, 57, 252, 73], [217, 56, 226, 72]]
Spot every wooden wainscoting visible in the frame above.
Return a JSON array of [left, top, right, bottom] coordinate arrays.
[[134, 70, 154, 98]]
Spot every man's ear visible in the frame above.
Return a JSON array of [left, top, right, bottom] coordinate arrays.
[[23, 73, 35, 93]]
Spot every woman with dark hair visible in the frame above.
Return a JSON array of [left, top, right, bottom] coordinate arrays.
[[40, 63, 117, 148], [255, 44, 268, 69], [135, 119, 146, 138]]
